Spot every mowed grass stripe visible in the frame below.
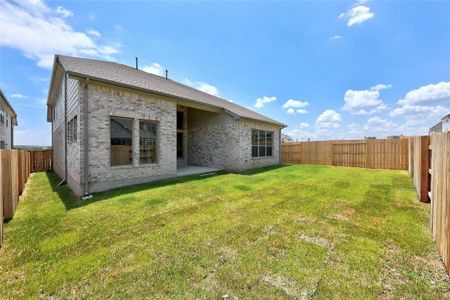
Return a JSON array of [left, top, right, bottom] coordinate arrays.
[[0, 165, 448, 299]]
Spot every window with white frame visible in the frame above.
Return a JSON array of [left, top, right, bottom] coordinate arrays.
[[251, 129, 273, 157]]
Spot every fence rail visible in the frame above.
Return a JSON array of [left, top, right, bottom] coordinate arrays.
[[282, 138, 409, 170], [1, 150, 31, 249]]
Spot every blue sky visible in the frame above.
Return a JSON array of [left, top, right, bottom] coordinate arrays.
[[0, 0, 449, 145]]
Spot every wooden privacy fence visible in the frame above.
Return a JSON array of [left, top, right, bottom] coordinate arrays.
[[408, 136, 431, 203], [30, 149, 53, 172], [1, 150, 31, 249], [428, 132, 450, 274], [282, 138, 409, 170]]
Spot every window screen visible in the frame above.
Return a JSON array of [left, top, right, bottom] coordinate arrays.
[[140, 121, 157, 164], [111, 117, 133, 165], [251, 129, 274, 157]]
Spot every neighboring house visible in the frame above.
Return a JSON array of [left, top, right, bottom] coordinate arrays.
[[0, 89, 18, 149], [442, 114, 450, 132], [47, 55, 286, 197], [429, 114, 450, 134], [281, 134, 294, 143]]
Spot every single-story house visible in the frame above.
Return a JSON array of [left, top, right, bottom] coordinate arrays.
[[47, 55, 286, 197], [429, 113, 450, 135], [0, 89, 18, 149]]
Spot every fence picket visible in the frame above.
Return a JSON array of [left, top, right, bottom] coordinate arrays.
[[282, 138, 408, 170]]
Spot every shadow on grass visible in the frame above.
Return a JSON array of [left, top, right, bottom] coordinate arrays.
[[238, 164, 288, 175], [45, 170, 227, 211], [45, 164, 290, 211]]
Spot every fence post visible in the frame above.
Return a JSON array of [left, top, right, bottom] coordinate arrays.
[[2, 150, 13, 219]]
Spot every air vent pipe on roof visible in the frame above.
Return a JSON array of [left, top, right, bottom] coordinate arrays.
[[165, 70, 168, 79], [135, 57, 138, 70]]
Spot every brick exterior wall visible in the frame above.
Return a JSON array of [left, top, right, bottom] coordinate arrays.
[[187, 108, 281, 171], [83, 83, 177, 194], [237, 118, 281, 170], [187, 108, 242, 170], [52, 77, 281, 195]]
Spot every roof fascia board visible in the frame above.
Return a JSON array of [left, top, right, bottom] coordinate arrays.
[[0, 89, 17, 119]]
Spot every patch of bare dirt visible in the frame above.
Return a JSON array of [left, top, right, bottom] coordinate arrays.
[[298, 234, 334, 254], [262, 273, 299, 297], [263, 225, 276, 235], [327, 214, 349, 221], [413, 251, 449, 294], [379, 244, 408, 299]]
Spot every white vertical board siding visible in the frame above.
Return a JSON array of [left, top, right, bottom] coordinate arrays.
[[0, 99, 13, 149]]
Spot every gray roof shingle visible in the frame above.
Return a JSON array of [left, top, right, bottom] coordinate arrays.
[[57, 55, 286, 127]]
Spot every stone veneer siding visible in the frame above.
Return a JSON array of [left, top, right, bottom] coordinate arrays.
[[84, 83, 177, 193]]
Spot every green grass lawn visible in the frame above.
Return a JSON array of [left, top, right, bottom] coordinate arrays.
[[0, 165, 448, 299]]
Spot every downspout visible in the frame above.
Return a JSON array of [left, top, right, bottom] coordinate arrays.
[[82, 78, 92, 200], [58, 71, 68, 186], [51, 114, 53, 159], [11, 120, 13, 149]]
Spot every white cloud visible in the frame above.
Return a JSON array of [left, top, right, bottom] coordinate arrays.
[[342, 87, 387, 115], [196, 82, 219, 96], [299, 122, 310, 129], [184, 79, 219, 96], [55, 6, 73, 18], [347, 123, 362, 135], [397, 81, 450, 106], [385, 82, 450, 134], [330, 35, 342, 40], [389, 104, 450, 117], [11, 93, 27, 99], [285, 128, 318, 141], [340, 5, 374, 27], [370, 83, 392, 91], [0, 0, 120, 68], [86, 29, 101, 38], [316, 109, 342, 129], [15, 128, 51, 146], [282, 99, 309, 109], [36, 97, 47, 105], [363, 117, 397, 133], [254, 96, 277, 108], [142, 63, 165, 76], [282, 99, 309, 114]]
